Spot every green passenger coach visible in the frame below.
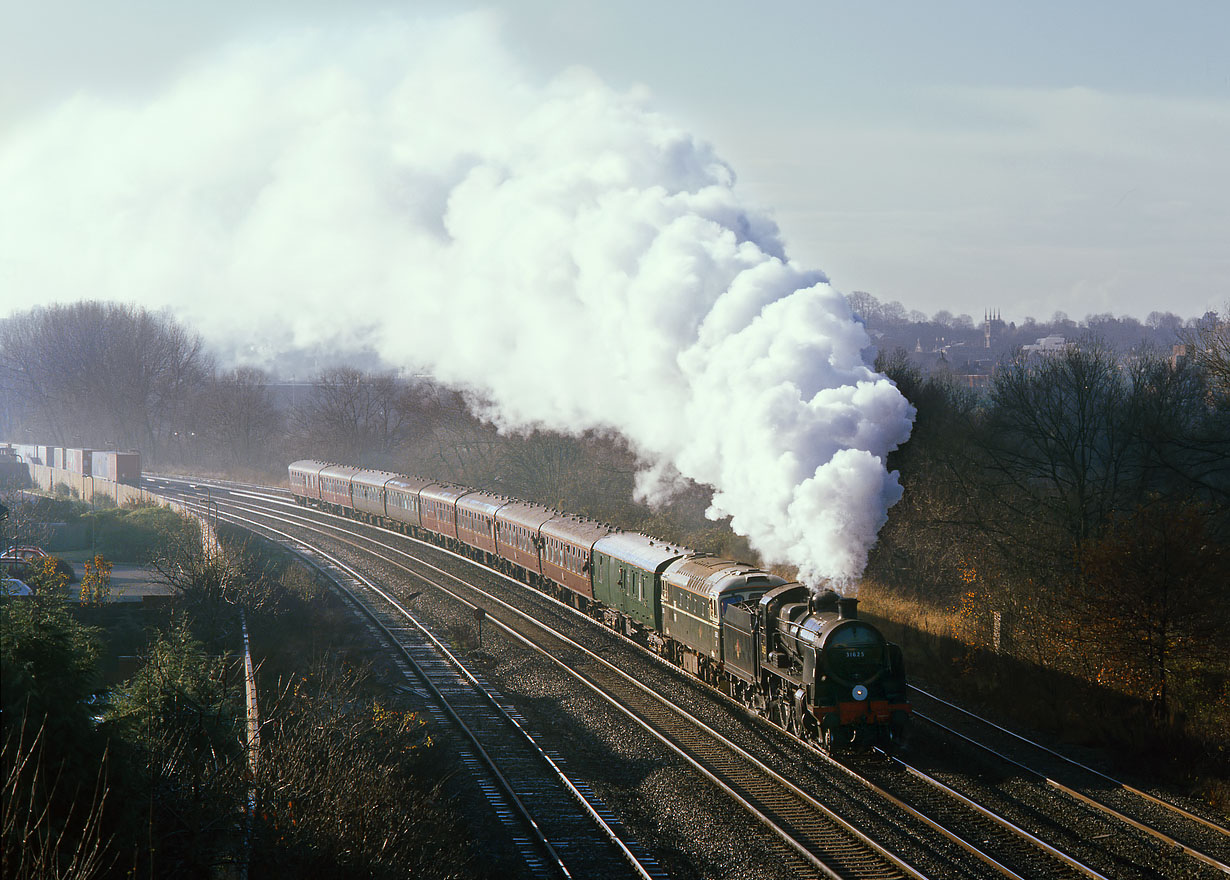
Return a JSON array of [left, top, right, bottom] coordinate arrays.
[[591, 532, 690, 638]]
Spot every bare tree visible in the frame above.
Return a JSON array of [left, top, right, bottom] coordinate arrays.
[[293, 367, 426, 465], [1075, 500, 1229, 719], [845, 291, 881, 323], [0, 302, 212, 458], [492, 430, 639, 516], [1122, 353, 1230, 508], [195, 367, 284, 469], [1183, 308, 1230, 401], [0, 310, 73, 442], [1146, 310, 1184, 332], [977, 342, 1131, 583]]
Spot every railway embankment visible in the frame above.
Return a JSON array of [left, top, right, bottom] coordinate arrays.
[[857, 582, 1230, 816], [2, 494, 478, 878]]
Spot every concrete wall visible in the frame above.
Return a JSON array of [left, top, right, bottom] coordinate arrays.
[[30, 464, 163, 508]]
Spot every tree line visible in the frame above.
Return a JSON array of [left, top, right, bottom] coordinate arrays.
[[0, 301, 668, 537], [866, 336, 1229, 749], [4, 298, 1228, 748], [0, 302, 448, 476]]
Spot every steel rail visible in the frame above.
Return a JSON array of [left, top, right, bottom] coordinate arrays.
[[882, 753, 1112, 880], [910, 684, 1230, 839], [913, 709, 1230, 876], [172, 484, 925, 880], [222, 493, 1091, 878], [172, 496, 657, 880], [173, 479, 1118, 880]]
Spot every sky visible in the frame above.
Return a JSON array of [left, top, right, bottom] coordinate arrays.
[[1, 1, 1224, 584], [1, 0, 1228, 325]]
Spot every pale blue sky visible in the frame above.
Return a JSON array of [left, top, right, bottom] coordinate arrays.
[[3, 0, 1227, 322]]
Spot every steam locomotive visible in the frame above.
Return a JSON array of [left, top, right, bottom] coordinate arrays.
[[289, 459, 910, 749]]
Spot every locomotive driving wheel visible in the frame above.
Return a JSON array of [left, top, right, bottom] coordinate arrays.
[[784, 708, 798, 736], [769, 698, 790, 731], [800, 713, 819, 743]]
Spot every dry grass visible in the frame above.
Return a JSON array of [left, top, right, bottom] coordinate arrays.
[[857, 579, 1229, 809]]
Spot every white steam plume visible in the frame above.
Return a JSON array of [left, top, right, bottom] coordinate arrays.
[[0, 16, 914, 586]]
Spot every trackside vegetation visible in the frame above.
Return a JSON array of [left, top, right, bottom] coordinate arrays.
[[1, 509, 479, 879], [861, 344, 1230, 808]]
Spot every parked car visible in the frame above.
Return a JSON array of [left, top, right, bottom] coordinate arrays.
[[0, 546, 76, 583], [1, 545, 47, 563], [2, 578, 33, 596]]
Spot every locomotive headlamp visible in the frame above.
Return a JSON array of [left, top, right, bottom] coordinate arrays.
[[852, 685, 868, 701]]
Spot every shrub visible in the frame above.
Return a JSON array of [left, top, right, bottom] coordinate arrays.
[[87, 505, 197, 563], [19, 555, 76, 591]]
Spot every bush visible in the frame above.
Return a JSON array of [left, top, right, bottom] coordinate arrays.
[[1, 596, 112, 880], [87, 505, 197, 563], [51, 555, 76, 583], [8, 555, 78, 587]]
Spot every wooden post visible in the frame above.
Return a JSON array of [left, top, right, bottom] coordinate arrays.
[[472, 604, 486, 647]]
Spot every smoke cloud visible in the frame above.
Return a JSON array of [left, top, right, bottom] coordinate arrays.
[[0, 15, 914, 586]]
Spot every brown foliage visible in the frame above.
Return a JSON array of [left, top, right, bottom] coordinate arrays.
[[253, 661, 466, 879], [1075, 501, 1230, 720]]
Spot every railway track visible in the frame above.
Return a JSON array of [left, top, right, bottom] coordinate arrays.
[[164, 478, 925, 879], [151, 475, 1226, 879], [835, 750, 1115, 880], [171, 486, 662, 880], [908, 685, 1230, 876]]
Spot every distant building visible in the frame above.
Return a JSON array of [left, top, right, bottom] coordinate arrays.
[[983, 309, 1005, 348], [1021, 335, 1071, 355]]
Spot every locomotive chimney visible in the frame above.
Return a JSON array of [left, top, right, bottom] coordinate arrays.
[[838, 597, 858, 620]]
